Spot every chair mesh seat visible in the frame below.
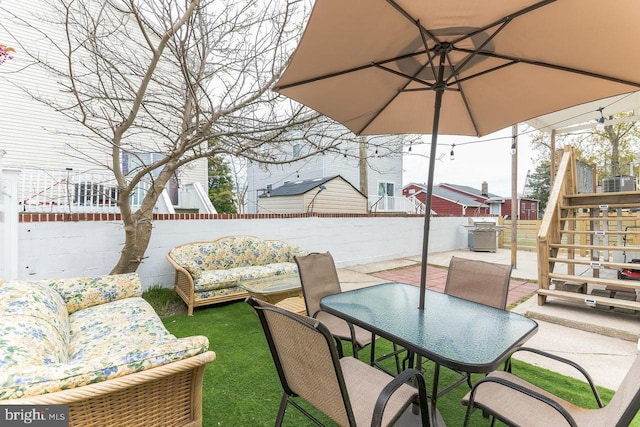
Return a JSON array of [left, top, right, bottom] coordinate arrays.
[[463, 371, 596, 427], [340, 357, 417, 426], [314, 311, 374, 349], [246, 297, 430, 427], [463, 350, 640, 426]]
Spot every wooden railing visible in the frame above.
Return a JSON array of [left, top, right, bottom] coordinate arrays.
[[537, 146, 578, 304], [536, 146, 640, 312]]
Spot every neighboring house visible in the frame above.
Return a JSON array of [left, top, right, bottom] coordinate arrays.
[[404, 183, 489, 217], [257, 175, 367, 214], [247, 136, 413, 213], [403, 181, 539, 219], [438, 182, 505, 216], [0, 1, 212, 214]]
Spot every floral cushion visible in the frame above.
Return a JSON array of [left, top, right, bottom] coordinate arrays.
[[0, 281, 70, 366], [194, 262, 299, 292], [0, 334, 208, 399], [68, 297, 173, 360], [44, 273, 142, 314], [0, 318, 69, 370], [194, 286, 245, 302], [0, 274, 210, 400], [169, 236, 309, 283]]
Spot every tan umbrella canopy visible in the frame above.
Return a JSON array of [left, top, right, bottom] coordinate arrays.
[[274, 0, 640, 309]]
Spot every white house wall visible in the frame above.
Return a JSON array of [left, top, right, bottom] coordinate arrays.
[[246, 138, 403, 213], [302, 179, 367, 213], [0, 1, 208, 200], [258, 195, 305, 214], [16, 215, 471, 289]]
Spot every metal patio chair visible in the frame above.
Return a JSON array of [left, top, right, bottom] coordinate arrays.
[[462, 347, 640, 426], [444, 256, 512, 310], [295, 252, 377, 362], [430, 256, 513, 396], [246, 297, 431, 427]]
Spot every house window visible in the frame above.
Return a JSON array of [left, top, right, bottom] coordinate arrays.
[[490, 203, 501, 215], [378, 182, 395, 197], [122, 151, 179, 205]]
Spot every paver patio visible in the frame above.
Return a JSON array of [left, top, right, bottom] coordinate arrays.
[[371, 264, 539, 306]]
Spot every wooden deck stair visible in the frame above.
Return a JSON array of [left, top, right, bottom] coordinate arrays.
[[537, 148, 640, 313]]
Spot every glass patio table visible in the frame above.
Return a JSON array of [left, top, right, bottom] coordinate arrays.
[[238, 274, 301, 304], [320, 282, 538, 426]]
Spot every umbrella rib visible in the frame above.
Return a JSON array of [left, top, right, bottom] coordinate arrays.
[[274, 51, 428, 91], [385, 0, 441, 44], [357, 60, 435, 135], [445, 20, 510, 86], [374, 64, 434, 89], [385, 0, 441, 79], [444, 52, 481, 136], [453, 61, 517, 85], [447, 0, 556, 46], [457, 49, 640, 89]]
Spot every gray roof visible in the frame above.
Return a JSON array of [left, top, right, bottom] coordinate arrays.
[[259, 175, 340, 197], [440, 183, 504, 199], [431, 186, 486, 207]]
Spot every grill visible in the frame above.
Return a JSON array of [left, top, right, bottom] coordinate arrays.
[[464, 221, 505, 252]]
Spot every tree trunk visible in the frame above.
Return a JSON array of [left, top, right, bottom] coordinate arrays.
[[110, 168, 175, 274], [110, 211, 154, 274], [606, 124, 621, 177]]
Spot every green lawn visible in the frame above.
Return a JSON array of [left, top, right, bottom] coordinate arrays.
[[152, 293, 637, 427]]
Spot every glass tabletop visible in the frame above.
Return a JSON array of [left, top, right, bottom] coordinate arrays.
[[238, 274, 301, 294], [320, 282, 538, 373]]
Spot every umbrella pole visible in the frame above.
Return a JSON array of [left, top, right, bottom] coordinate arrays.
[[419, 54, 447, 311]]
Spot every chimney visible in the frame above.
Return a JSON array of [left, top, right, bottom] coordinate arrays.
[[481, 181, 488, 197]]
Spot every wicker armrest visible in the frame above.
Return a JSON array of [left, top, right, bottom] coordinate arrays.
[[5, 351, 216, 427]]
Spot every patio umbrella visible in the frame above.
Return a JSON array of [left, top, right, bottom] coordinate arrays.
[[274, 0, 640, 309]]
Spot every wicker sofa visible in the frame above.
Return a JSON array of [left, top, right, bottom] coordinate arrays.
[[167, 235, 309, 315], [0, 273, 216, 427]]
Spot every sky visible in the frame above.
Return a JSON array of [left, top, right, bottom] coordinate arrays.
[[402, 127, 539, 198]]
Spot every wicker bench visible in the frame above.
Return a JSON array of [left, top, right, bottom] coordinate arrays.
[[167, 235, 308, 315], [0, 273, 215, 426]]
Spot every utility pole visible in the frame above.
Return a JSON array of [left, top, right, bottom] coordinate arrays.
[[358, 136, 368, 197], [511, 124, 518, 269]]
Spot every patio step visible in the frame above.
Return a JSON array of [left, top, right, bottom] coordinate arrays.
[[540, 185, 640, 313], [539, 288, 640, 311]]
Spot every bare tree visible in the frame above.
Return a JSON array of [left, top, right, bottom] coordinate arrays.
[[225, 156, 248, 213], [2, 0, 388, 273], [527, 112, 640, 184]]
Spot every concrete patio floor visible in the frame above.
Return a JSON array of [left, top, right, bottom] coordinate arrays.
[[337, 248, 639, 392]]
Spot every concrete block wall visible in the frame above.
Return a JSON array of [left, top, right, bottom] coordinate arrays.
[[16, 214, 484, 290]]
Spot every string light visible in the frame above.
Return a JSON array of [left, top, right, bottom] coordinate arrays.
[[510, 141, 517, 155], [449, 144, 455, 160], [596, 107, 605, 132]]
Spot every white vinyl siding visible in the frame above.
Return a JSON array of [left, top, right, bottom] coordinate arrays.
[[0, 1, 208, 201], [257, 177, 367, 214], [246, 140, 402, 213]]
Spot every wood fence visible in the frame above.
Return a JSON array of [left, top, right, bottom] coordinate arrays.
[[498, 219, 540, 252]]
